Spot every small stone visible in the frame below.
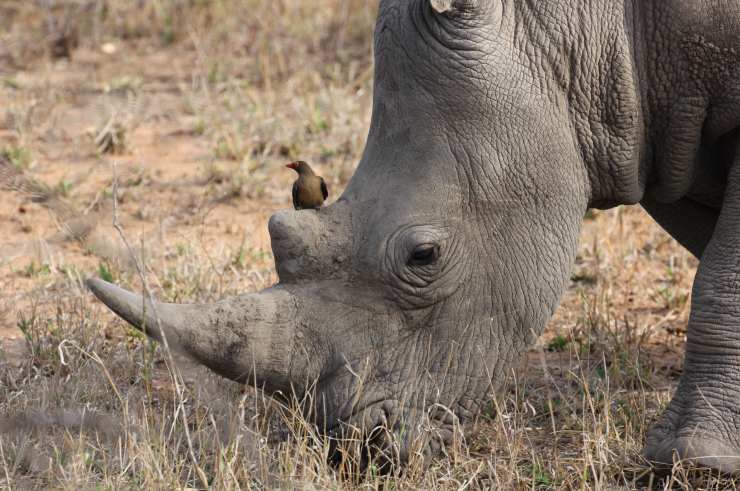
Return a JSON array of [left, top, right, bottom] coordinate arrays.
[[101, 43, 117, 55]]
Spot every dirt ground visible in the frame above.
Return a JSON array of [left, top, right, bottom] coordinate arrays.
[[0, 43, 279, 349], [0, 2, 725, 489]]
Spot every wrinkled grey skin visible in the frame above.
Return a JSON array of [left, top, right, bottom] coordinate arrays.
[[89, 0, 740, 471]]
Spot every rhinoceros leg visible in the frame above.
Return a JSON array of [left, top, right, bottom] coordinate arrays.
[[645, 149, 740, 473]]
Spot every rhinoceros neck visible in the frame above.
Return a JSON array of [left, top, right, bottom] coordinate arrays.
[[639, 0, 740, 205], [549, 0, 651, 209]]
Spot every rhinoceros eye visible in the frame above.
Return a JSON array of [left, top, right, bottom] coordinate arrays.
[[409, 243, 440, 267]]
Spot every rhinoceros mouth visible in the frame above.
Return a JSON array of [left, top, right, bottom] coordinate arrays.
[[325, 397, 391, 436], [324, 398, 461, 462]]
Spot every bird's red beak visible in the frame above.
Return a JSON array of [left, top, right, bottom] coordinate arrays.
[[286, 162, 298, 170]]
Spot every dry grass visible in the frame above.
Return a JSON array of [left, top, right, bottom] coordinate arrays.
[[0, 1, 736, 489]]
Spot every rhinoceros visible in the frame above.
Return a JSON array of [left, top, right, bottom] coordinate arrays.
[[88, 0, 740, 472]]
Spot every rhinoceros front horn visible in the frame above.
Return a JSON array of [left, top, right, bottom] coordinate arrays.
[[87, 278, 317, 394]]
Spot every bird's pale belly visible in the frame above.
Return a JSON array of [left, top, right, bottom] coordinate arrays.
[[298, 182, 324, 208]]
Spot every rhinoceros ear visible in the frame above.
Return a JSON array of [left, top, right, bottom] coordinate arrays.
[[428, 0, 477, 14]]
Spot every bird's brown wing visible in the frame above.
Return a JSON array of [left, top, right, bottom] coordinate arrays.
[[292, 180, 301, 210], [320, 178, 328, 202]]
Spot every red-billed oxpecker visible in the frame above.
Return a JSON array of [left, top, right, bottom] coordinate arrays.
[[286, 161, 328, 210]]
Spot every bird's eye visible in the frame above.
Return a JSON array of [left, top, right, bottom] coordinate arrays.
[[408, 243, 440, 267]]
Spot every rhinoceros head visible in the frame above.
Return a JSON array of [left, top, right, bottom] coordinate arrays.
[[90, 0, 639, 462]]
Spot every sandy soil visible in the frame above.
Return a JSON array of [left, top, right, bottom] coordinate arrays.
[[0, 45, 290, 366]]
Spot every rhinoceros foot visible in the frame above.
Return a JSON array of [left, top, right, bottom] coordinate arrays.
[[645, 434, 740, 475], [645, 386, 740, 475]]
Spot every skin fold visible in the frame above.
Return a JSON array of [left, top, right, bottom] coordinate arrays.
[[89, 0, 740, 471]]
